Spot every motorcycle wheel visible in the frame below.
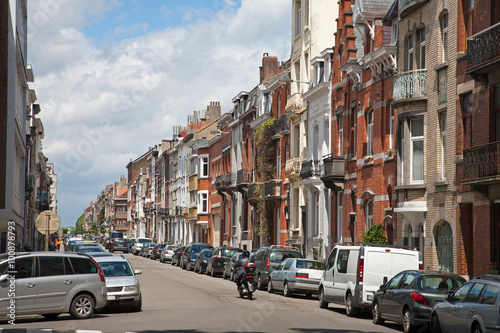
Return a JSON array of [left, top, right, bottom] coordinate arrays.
[[247, 292, 253, 300]]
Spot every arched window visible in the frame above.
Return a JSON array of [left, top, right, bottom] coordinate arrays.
[[365, 201, 373, 230]]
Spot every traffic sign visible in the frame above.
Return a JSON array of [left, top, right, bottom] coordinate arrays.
[[35, 210, 61, 234]]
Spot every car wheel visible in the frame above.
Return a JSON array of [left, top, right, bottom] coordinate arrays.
[[42, 313, 60, 320], [211, 266, 216, 277], [472, 323, 483, 333], [319, 287, 328, 308], [223, 270, 227, 279], [283, 281, 292, 297], [130, 294, 142, 312], [70, 294, 95, 319], [372, 300, 384, 325], [257, 275, 266, 290], [345, 292, 359, 317], [431, 314, 442, 333], [403, 308, 414, 333], [160, 257, 164, 263], [267, 279, 274, 293], [230, 271, 234, 281]]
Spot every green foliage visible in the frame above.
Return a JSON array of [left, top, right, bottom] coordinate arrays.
[[98, 205, 105, 223], [75, 213, 85, 234], [362, 223, 389, 245]]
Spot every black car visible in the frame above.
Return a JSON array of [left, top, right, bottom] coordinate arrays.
[[206, 246, 242, 277], [151, 244, 167, 260], [171, 246, 186, 266], [252, 245, 303, 290], [372, 270, 466, 333], [180, 243, 214, 271], [110, 238, 129, 253], [194, 248, 213, 274]]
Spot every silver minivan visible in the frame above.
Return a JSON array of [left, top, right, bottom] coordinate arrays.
[[0, 252, 107, 320]]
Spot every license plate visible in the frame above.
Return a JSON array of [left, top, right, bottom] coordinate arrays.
[[366, 294, 372, 300], [107, 295, 116, 300]]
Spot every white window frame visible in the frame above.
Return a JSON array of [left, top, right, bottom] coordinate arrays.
[[440, 112, 447, 181], [367, 111, 374, 155], [338, 114, 343, 156], [410, 118, 424, 183], [391, 21, 398, 46], [419, 28, 426, 69], [337, 191, 343, 243], [313, 191, 320, 237], [198, 191, 209, 214], [389, 105, 394, 150], [365, 201, 373, 230], [441, 13, 448, 63], [295, 0, 301, 37], [199, 155, 209, 178], [408, 34, 414, 71]]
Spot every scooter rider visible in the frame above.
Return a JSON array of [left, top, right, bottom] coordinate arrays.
[[234, 250, 251, 290]]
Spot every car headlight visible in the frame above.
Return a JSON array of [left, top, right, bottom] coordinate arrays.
[[123, 285, 138, 292]]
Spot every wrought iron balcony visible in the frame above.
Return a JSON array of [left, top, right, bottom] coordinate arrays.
[[264, 180, 280, 198], [393, 69, 427, 102], [463, 142, 500, 184], [247, 183, 263, 200], [321, 154, 345, 189], [300, 160, 321, 179], [466, 22, 500, 76], [159, 208, 170, 215], [280, 114, 290, 133], [214, 175, 221, 188], [223, 174, 232, 187]]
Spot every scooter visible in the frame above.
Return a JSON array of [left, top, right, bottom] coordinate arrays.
[[237, 262, 256, 300]]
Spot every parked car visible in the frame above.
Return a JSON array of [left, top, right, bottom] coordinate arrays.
[[73, 243, 101, 253], [66, 238, 84, 251], [0, 252, 107, 319], [206, 246, 242, 277], [372, 270, 466, 333], [223, 252, 254, 281], [94, 255, 142, 312], [268, 258, 324, 297], [141, 243, 157, 258], [110, 238, 129, 253], [171, 246, 186, 266], [430, 275, 500, 333], [151, 244, 166, 260], [132, 237, 153, 255], [160, 245, 180, 263], [318, 244, 423, 317], [128, 238, 136, 253], [252, 245, 304, 290], [194, 248, 214, 274], [180, 243, 213, 271]]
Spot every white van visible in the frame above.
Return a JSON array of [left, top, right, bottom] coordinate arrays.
[[318, 244, 422, 316], [132, 237, 153, 255]]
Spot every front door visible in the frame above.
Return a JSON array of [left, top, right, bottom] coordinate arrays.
[[35, 256, 74, 312], [0, 256, 37, 315], [436, 222, 453, 273]]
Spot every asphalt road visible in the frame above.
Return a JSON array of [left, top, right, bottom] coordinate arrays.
[[1, 251, 409, 333]]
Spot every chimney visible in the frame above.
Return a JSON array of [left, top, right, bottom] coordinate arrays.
[[206, 101, 221, 124], [260, 53, 278, 83]]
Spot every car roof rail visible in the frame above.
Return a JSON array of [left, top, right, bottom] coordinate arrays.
[[343, 242, 418, 250], [269, 245, 300, 251]]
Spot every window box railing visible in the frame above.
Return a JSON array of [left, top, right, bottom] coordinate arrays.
[[467, 22, 500, 70], [300, 160, 321, 179], [393, 69, 427, 101]]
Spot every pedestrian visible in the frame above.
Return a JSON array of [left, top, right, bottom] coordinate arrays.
[[48, 238, 56, 251], [56, 238, 61, 251]]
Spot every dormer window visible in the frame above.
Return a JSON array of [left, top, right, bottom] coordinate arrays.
[[391, 21, 398, 46]]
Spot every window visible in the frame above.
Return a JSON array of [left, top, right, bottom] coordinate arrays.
[[388, 272, 405, 290], [410, 118, 424, 182], [452, 283, 473, 302], [463, 94, 473, 149], [295, 0, 301, 37], [327, 248, 338, 270], [199, 156, 209, 178], [366, 111, 373, 155], [464, 0, 474, 49], [466, 283, 486, 302], [338, 114, 343, 155], [70, 258, 98, 274], [441, 13, 448, 62], [337, 250, 349, 273], [13, 257, 34, 279], [39, 256, 65, 276], [198, 191, 208, 214], [408, 34, 414, 71], [401, 274, 416, 288], [337, 191, 343, 243], [480, 284, 500, 304], [365, 201, 373, 229], [295, 125, 300, 157], [276, 146, 281, 179], [313, 191, 319, 236], [389, 105, 394, 150], [391, 21, 398, 46], [440, 112, 447, 181], [418, 28, 426, 69], [438, 68, 447, 104], [353, 107, 357, 155]]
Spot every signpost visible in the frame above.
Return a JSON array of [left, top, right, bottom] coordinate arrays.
[[35, 210, 61, 251]]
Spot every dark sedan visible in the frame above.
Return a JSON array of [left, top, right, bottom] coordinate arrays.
[[206, 246, 242, 277], [110, 238, 129, 253], [194, 248, 213, 274], [171, 246, 186, 266], [151, 244, 166, 260], [372, 270, 466, 333]]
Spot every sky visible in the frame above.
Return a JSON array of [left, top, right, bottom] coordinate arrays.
[[27, 0, 292, 227]]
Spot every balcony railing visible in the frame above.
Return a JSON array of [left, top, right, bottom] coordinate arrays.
[[264, 180, 281, 197], [214, 175, 221, 187], [247, 183, 263, 199], [321, 154, 345, 189], [467, 22, 500, 70], [300, 160, 321, 179], [223, 174, 232, 186], [280, 115, 290, 132], [393, 69, 427, 102], [463, 142, 500, 182]]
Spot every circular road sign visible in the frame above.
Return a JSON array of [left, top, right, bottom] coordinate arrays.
[[35, 210, 61, 234]]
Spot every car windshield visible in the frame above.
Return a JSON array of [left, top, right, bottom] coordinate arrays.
[[148, 244, 157, 248], [99, 261, 133, 277], [192, 245, 211, 254], [203, 250, 213, 258], [222, 249, 242, 257], [418, 275, 466, 292], [167, 246, 179, 251], [78, 247, 104, 253], [270, 251, 302, 263], [138, 239, 152, 244], [296, 260, 324, 270], [115, 239, 127, 244]]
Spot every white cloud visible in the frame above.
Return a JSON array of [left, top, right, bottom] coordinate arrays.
[[28, 0, 291, 226]]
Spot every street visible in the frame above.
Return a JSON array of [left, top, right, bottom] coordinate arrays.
[[0, 252, 408, 333]]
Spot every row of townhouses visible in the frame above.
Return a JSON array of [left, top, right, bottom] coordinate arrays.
[[0, 0, 58, 253], [88, 0, 500, 279]]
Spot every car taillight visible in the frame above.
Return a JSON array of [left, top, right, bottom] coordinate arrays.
[[419, 264, 423, 270], [247, 275, 253, 279], [357, 259, 364, 282], [91, 258, 106, 282], [296, 273, 309, 279], [265, 257, 270, 269], [411, 292, 428, 305], [155, 250, 159, 253]]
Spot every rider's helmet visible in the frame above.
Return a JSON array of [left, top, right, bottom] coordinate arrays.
[[241, 250, 250, 259]]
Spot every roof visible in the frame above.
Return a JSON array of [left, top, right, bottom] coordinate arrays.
[[195, 114, 221, 134], [383, 0, 398, 23], [359, 0, 395, 13]]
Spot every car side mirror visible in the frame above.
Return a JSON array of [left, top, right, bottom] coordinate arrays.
[[380, 284, 386, 291], [383, 276, 388, 285], [322, 259, 327, 270], [134, 270, 142, 275], [0, 274, 8, 283]]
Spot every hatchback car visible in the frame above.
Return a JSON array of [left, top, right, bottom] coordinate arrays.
[[268, 258, 324, 297], [252, 245, 304, 290], [171, 246, 186, 266], [150, 244, 166, 260], [181, 243, 213, 271], [0, 252, 107, 319], [206, 246, 242, 277], [160, 245, 180, 263], [223, 252, 254, 281], [94, 256, 142, 312], [194, 248, 214, 274], [372, 270, 466, 333], [430, 275, 500, 333], [110, 238, 129, 253]]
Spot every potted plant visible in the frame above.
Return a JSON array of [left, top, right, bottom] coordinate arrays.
[[490, 262, 500, 274], [386, 149, 394, 157], [363, 154, 373, 163]]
